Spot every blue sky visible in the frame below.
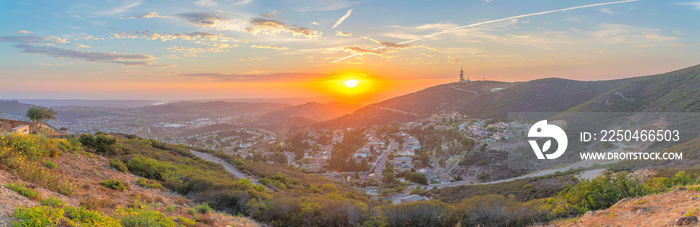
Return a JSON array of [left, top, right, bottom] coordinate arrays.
[[0, 0, 698, 101]]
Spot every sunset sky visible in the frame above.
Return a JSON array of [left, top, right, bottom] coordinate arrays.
[[1, 0, 699, 103]]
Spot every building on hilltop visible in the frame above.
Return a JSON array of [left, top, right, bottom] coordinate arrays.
[[0, 118, 67, 137], [459, 65, 470, 83]]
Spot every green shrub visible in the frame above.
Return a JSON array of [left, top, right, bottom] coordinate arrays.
[[78, 133, 117, 155], [671, 171, 694, 186], [409, 188, 426, 196], [5, 182, 40, 200], [196, 202, 212, 214], [384, 200, 456, 227], [643, 177, 671, 193], [13, 205, 119, 226], [560, 171, 644, 212], [0, 133, 55, 160], [127, 156, 177, 181], [109, 158, 128, 172], [321, 184, 338, 193], [101, 179, 126, 191], [165, 205, 175, 213], [177, 216, 197, 226], [40, 196, 65, 208], [45, 160, 58, 169], [136, 178, 164, 189], [118, 206, 176, 227], [64, 206, 120, 225], [405, 172, 429, 185], [306, 184, 321, 193], [12, 206, 67, 226]]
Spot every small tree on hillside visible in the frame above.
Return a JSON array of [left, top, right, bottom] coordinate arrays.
[[26, 106, 56, 123]]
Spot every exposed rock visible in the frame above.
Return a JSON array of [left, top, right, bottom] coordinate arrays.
[[584, 211, 596, 217], [674, 216, 698, 226], [614, 197, 631, 206]]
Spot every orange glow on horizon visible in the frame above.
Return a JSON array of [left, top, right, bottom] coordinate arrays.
[[308, 72, 387, 103]]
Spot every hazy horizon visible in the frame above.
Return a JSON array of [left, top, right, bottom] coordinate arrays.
[[1, 0, 699, 102]]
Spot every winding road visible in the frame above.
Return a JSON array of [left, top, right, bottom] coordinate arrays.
[[371, 139, 396, 174]]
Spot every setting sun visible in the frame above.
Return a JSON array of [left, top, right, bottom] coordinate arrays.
[[344, 79, 359, 88], [307, 73, 388, 103]]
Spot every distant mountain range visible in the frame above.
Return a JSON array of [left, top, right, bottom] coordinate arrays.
[[2, 64, 698, 135], [316, 64, 700, 129], [0, 99, 363, 136], [258, 102, 362, 126]]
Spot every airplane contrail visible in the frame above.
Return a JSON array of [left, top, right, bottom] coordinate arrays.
[[332, 0, 638, 63], [333, 9, 353, 29]]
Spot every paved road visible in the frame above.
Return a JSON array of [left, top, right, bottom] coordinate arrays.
[[579, 168, 606, 180], [430, 158, 620, 189], [190, 150, 261, 186], [430, 143, 629, 189], [371, 139, 397, 175]]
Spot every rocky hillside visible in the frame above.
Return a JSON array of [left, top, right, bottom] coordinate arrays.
[[563, 187, 700, 226], [0, 133, 259, 226]]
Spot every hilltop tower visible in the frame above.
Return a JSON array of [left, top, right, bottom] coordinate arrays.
[[459, 65, 470, 82]]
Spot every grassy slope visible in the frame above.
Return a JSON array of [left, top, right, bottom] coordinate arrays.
[[0, 133, 258, 226]]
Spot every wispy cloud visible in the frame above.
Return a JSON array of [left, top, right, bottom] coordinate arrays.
[[262, 10, 278, 18], [234, 0, 254, 5], [369, 38, 418, 49], [0, 35, 169, 67], [246, 17, 322, 39], [15, 30, 31, 34], [239, 57, 267, 61], [175, 12, 227, 26], [111, 31, 244, 43], [179, 72, 326, 81], [0, 36, 56, 45], [128, 12, 169, 19], [336, 31, 353, 37], [94, 0, 142, 16], [167, 44, 236, 57], [298, 0, 360, 12], [111, 31, 242, 55], [677, 2, 700, 10], [672, 43, 698, 47], [599, 7, 616, 14], [332, 46, 393, 56], [333, 0, 639, 63], [592, 23, 677, 44], [16, 44, 169, 67], [251, 44, 289, 50], [332, 9, 353, 28], [447, 55, 461, 63], [196, 0, 218, 7], [389, 23, 458, 32]]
